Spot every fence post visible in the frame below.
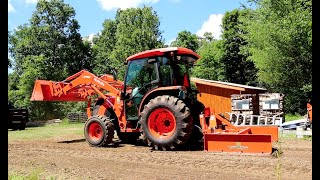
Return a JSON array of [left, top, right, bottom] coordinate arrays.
[[296, 126, 304, 139]]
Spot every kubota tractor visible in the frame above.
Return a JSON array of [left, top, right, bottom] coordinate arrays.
[[31, 47, 278, 154], [32, 47, 204, 150]]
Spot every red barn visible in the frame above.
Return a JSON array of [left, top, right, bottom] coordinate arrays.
[[191, 78, 267, 116]]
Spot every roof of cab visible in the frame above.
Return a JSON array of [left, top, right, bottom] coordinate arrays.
[[126, 47, 201, 63]]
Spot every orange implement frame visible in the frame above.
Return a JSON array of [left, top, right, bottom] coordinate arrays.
[[199, 110, 278, 154]]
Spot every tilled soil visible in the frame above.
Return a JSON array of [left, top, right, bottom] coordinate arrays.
[[8, 134, 312, 180]]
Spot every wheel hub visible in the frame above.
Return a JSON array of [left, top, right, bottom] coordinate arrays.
[[148, 108, 176, 139], [88, 122, 103, 141]]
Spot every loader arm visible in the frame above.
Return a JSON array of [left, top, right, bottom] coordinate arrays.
[[31, 69, 124, 108], [56, 70, 121, 98]]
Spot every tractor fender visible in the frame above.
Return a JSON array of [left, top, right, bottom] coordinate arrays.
[[92, 94, 120, 130], [93, 94, 116, 115], [138, 86, 185, 116]]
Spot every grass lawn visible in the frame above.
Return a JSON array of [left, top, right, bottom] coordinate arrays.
[[9, 168, 54, 180], [285, 113, 304, 122], [8, 122, 84, 141]]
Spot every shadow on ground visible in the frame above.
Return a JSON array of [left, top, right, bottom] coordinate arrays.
[[271, 147, 283, 157], [56, 137, 204, 151], [57, 139, 86, 144]]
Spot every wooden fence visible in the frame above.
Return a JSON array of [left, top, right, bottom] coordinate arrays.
[[67, 112, 87, 123]]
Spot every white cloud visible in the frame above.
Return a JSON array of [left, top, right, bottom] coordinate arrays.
[[97, 0, 160, 11], [82, 33, 99, 45], [25, 0, 38, 4], [87, 33, 96, 42], [196, 14, 224, 40], [8, 0, 15, 13]]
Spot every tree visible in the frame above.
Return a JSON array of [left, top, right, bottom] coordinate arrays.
[[8, 0, 92, 120], [170, 30, 199, 52], [93, 6, 164, 79], [8, 58, 12, 68], [192, 40, 225, 80], [243, 0, 312, 114], [203, 32, 214, 42], [92, 20, 117, 75], [29, 0, 93, 76], [220, 9, 258, 85]]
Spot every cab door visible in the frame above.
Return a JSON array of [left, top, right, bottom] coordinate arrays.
[[124, 58, 159, 122]]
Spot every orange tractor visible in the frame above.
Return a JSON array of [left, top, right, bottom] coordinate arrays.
[[31, 47, 278, 154]]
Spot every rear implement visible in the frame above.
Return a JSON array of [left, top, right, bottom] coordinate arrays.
[[200, 108, 278, 154]]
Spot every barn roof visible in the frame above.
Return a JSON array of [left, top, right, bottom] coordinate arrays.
[[191, 77, 267, 93]]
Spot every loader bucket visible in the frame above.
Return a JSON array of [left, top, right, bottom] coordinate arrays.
[[30, 80, 86, 102]]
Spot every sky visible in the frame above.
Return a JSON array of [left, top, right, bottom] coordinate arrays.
[[8, 0, 254, 45]]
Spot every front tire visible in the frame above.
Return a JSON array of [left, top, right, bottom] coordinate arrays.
[[140, 95, 193, 150], [84, 115, 114, 147], [92, 104, 140, 144]]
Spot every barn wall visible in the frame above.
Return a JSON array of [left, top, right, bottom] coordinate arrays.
[[195, 84, 262, 115], [196, 84, 242, 115]]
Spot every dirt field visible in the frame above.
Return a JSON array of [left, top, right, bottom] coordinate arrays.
[[8, 132, 312, 180]]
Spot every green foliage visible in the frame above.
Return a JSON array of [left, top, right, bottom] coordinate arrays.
[[285, 113, 304, 122], [279, 132, 312, 141], [9, 169, 44, 180], [192, 9, 258, 86], [8, 58, 12, 68], [92, 19, 117, 75], [192, 40, 225, 80], [93, 6, 164, 80], [243, 0, 312, 114], [8, 0, 92, 120], [203, 32, 215, 43], [220, 9, 258, 85], [170, 30, 199, 52]]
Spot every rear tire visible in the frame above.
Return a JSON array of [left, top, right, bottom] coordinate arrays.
[[84, 115, 114, 147], [140, 95, 193, 150]]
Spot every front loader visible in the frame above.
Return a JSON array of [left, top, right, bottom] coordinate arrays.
[[31, 47, 278, 154]]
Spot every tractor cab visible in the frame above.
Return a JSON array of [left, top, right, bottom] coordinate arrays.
[[123, 48, 200, 122]]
